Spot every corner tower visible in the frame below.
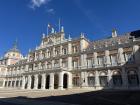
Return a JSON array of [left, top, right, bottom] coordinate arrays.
[[4, 40, 23, 65]]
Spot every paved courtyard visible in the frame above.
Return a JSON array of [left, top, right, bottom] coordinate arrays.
[[0, 89, 140, 105]]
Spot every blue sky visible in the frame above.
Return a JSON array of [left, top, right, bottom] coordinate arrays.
[[0, 0, 140, 56]]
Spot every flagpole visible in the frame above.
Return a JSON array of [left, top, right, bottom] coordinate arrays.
[[59, 18, 61, 32], [47, 24, 48, 35]]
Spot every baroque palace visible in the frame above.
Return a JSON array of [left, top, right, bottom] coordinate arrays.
[[0, 27, 140, 90]]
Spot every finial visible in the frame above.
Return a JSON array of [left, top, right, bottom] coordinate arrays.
[[51, 28, 55, 33], [80, 33, 85, 38], [36, 46, 38, 50], [112, 29, 117, 38], [42, 33, 45, 38], [61, 26, 64, 32], [68, 34, 72, 41], [29, 49, 31, 52], [13, 39, 18, 49]]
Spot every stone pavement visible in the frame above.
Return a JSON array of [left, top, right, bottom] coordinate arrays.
[[0, 88, 93, 105]]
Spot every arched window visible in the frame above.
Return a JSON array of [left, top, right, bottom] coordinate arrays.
[[128, 70, 139, 87], [99, 71, 108, 86], [112, 71, 122, 86], [87, 72, 95, 87]]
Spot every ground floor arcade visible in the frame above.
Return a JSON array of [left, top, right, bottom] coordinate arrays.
[[3, 67, 140, 90]]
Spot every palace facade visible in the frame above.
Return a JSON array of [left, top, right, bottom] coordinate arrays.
[[0, 27, 140, 90]]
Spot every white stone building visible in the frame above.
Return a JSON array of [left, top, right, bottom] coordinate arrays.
[[0, 27, 140, 90]]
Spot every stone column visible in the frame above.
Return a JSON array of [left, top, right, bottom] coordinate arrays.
[[2, 79, 5, 88], [133, 45, 140, 63], [34, 52, 37, 61], [49, 73, 54, 90], [117, 48, 125, 65], [93, 52, 98, 67], [105, 50, 111, 66], [108, 69, 113, 89], [122, 67, 128, 89], [68, 57, 72, 70], [27, 75, 31, 89], [80, 34, 85, 51], [81, 72, 88, 88], [21, 76, 25, 89], [34, 74, 38, 89], [39, 50, 43, 60], [53, 47, 55, 57], [95, 70, 100, 89], [58, 72, 63, 90], [81, 54, 87, 69], [60, 45, 62, 55], [41, 74, 46, 90], [59, 58, 62, 67], [68, 73, 72, 89], [68, 42, 72, 54]]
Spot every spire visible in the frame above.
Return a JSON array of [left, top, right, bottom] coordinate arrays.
[[13, 39, 18, 49], [80, 33, 85, 38], [61, 26, 64, 32], [42, 33, 45, 38], [68, 34, 72, 41], [9, 39, 20, 52], [112, 29, 117, 38], [51, 28, 55, 33]]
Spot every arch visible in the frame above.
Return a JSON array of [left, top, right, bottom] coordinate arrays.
[[38, 75, 42, 89], [54, 74, 59, 89], [5, 81, 7, 87], [87, 72, 95, 87], [45, 75, 50, 89], [20, 80, 22, 87], [8, 81, 11, 87], [16, 80, 19, 87], [72, 73, 80, 87], [99, 71, 108, 87], [12, 81, 15, 87], [31, 75, 35, 89], [127, 70, 139, 87], [112, 70, 122, 86], [63, 73, 68, 88]]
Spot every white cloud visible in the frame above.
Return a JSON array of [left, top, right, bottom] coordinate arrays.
[[46, 8, 55, 14], [29, 0, 51, 9]]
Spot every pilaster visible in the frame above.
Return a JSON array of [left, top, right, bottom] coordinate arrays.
[[49, 73, 54, 90]]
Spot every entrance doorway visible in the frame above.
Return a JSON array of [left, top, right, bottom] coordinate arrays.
[[63, 74, 68, 88], [54, 74, 59, 89], [38, 75, 42, 89], [46, 75, 50, 89], [31, 75, 34, 89]]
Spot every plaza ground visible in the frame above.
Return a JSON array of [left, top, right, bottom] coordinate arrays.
[[0, 89, 140, 105]]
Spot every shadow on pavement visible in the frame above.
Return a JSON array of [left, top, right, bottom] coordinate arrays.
[[1, 90, 140, 105]]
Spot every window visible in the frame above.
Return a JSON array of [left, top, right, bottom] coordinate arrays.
[[125, 53, 134, 63], [97, 57, 104, 67], [87, 59, 92, 68], [111, 55, 117, 66]]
